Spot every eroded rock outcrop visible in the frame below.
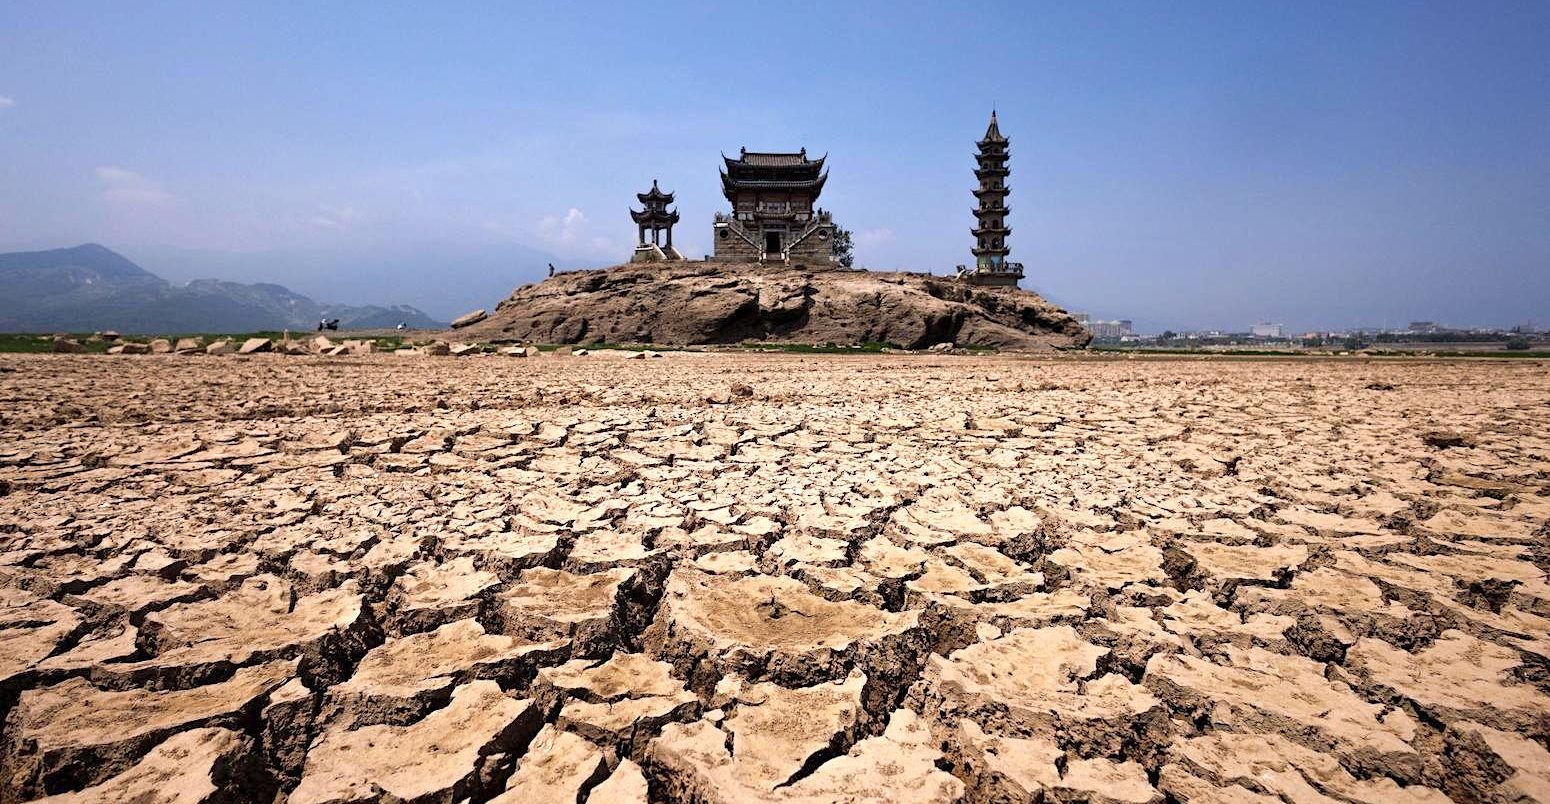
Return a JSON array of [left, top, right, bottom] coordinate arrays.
[[459, 262, 1090, 350]]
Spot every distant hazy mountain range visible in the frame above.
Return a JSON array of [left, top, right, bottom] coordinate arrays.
[[0, 244, 444, 333]]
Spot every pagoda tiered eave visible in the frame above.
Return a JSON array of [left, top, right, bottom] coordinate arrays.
[[631, 208, 680, 225]]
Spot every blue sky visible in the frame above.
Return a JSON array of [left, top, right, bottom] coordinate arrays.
[[1, 1, 1546, 330]]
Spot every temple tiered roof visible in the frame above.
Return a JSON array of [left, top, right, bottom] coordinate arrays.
[[631, 179, 680, 227], [720, 148, 828, 201]]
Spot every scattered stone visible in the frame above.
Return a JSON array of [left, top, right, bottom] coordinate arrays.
[[237, 337, 272, 354], [450, 308, 488, 329], [1422, 429, 1473, 448]]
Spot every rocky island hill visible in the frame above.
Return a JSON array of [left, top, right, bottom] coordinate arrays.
[[453, 261, 1091, 351]]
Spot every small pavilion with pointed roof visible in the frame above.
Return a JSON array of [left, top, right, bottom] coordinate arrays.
[[630, 179, 684, 262]]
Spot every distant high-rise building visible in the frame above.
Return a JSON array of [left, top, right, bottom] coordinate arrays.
[[1089, 319, 1133, 340], [1250, 322, 1283, 338]]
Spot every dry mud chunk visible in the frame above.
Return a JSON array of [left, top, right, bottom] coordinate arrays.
[[260, 677, 317, 785], [1236, 566, 1390, 614], [889, 496, 993, 548], [1159, 590, 1293, 646], [940, 541, 1044, 598], [439, 529, 562, 579], [70, 574, 206, 616], [0, 551, 134, 597], [0, 598, 81, 683], [290, 680, 541, 804], [766, 533, 850, 568], [382, 555, 499, 635], [1143, 646, 1420, 779], [490, 724, 607, 804], [180, 552, 259, 591], [647, 569, 924, 703], [123, 574, 367, 687], [286, 550, 353, 594], [695, 549, 758, 575], [1448, 721, 1550, 803], [948, 718, 1061, 803], [1347, 629, 1550, 731], [566, 530, 664, 573], [589, 759, 649, 803], [910, 626, 1161, 755], [906, 557, 995, 603], [934, 589, 1092, 634], [328, 618, 568, 726], [1169, 731, 1448, 804], [28, 728, 260, 804], [649, 708, 962, 804], [714, 671, 867, 792], [3, 660, 294, 797], [1182, 543, 1309, 590], [495, 566, 639, 656], [781, 709, 965, 804], [1052, 758, 1161, 804], [34, 622, 138, 674], [1156, 765, 1280, 803], [1047, 532, 1167, 591], [535, 652, 698, 751]]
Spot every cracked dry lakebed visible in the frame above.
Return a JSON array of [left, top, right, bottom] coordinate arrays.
[[0, 350, 1548, 803]]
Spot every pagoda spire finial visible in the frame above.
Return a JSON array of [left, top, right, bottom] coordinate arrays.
[[982, 108, 1004, 143]]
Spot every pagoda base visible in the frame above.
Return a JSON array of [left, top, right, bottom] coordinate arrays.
[[631, 244, 685, 263], [956, 262, 1024, 288], [964, 272, 1021, 288]]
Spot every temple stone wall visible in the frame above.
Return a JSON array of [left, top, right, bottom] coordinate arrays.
[[787, 223, 835, 265]]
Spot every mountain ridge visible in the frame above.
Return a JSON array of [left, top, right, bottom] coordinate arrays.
[[0, 243, 444, 333]]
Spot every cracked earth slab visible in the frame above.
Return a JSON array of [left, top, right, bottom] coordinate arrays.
[[2, 352, 1548, 802]]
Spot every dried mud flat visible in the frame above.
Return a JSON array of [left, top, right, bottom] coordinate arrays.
[[1, 351, 1548, 803]]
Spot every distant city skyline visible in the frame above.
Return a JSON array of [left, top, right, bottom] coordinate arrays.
[[2, 1, 1546, 328]]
